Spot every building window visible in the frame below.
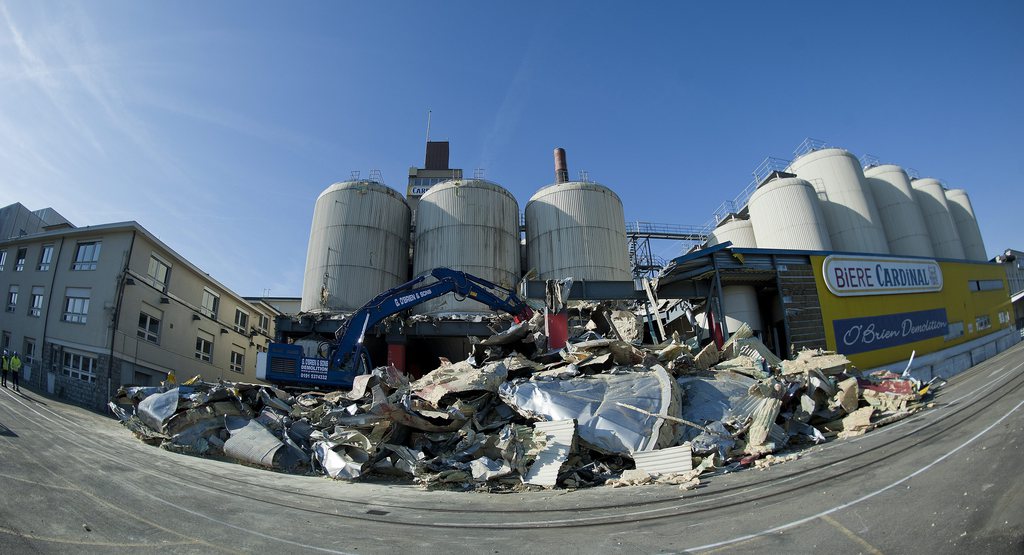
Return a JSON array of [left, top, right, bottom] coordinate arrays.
[[0, 250, 6, 271], [147, 255, 171, 291], [29, 286, 43, 317], [195, 330, 214, 362], [969, 279, 1004, 292], [201, 288, 219, 319], [62, 288, 90, 324], [15, 247, 27, 271], [138, 310, 161, 343], [1, 331, 10, 350], [37, 245, 54, 271], [23, 338, 35, 365], [6, 285, 17, 312], [234, 308, 249, 334], [62, 351, 97, 383], [257, 314, 270, 335], [976, 315, 992, 331], [230, 347, 244, 373], [72, 241, 101, 271]]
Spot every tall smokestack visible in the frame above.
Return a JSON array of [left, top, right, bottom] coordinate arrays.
[[554, 147, 569, 184]]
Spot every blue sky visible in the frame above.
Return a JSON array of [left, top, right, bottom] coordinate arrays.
[[1, 1, 1021, 297]]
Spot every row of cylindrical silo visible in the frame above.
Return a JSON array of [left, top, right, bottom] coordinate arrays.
[[788, 148, 890, 254], [863, 165, 934, 257], [299, 176, 631, 315], [733, 146, 986, 262]]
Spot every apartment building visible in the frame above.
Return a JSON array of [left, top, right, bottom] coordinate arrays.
[[0, 220, 279, 411]]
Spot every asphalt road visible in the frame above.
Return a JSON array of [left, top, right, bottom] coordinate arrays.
[[2, 342, 1023, 554]]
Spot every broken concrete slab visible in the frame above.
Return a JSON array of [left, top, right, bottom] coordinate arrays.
[[694, 341, 721, 370], [714, 355, 770, 380], [832, 377, 860, 414], [781, 349, 851, 376], [838, 406, 875, 439]]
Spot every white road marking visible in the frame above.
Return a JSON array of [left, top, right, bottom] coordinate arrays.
[[683, 398, 1024, 552]]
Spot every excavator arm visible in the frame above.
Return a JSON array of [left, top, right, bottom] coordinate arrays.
[[260, 268, 533, 389]]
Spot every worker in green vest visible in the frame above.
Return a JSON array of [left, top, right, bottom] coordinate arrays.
[[9, 351, 21, 392], [1, 350, 8, 388]]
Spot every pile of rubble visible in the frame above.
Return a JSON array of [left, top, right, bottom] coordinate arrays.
[[109, 310, 937, 491]]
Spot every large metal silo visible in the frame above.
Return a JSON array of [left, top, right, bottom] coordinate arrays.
[[788, 148, 890, 254], [525, 181, 632, 281], [706, 215, 757, 248], [413, 179, 521, 315], [694, 285, 762, 336], [911, 178, 965, 260], [300, 180, 411, 313], [722, 285, 762, 334], [748, 177, 833, 251], [864, 164, 934, 258], [945, 188, 987, 261]]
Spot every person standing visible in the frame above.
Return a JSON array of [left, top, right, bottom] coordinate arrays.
[[10, 351, 21, 392], [1, 350, 8, 388]]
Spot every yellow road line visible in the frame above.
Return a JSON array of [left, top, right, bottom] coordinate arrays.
[[822, 514, 884, 555]]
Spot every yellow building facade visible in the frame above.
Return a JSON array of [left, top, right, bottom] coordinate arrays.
[[813, 254, 1014, 369]]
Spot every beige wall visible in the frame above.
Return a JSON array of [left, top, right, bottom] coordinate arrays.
[[0, 223, 275, 391], [114, 233, 273, 383]]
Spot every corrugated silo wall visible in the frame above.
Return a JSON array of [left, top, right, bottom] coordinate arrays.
[[301, 181, 410, 312], [525, 181, 632, 281], [789, 148, 889, 254], [413, 179, 521, 315]]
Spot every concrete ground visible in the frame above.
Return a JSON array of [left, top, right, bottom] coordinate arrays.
[[1, 343, 1023, 554]]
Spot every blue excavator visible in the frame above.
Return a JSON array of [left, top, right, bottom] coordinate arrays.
[[257, 268, 534, 389]]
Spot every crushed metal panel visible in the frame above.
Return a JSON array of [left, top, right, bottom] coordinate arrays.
[[609, 310, 644, 343], [136, 388, 180, 432], [523, 419, 577, 487], [745, 380, 785, 454], [721, 322, 753, 352], [223, 415, 293, 469], [500, 365, 679, 455], [470, 456, 514, 481], [735, 337, 783, 367], [313, 441, 371, 480], [632, 443, 693, 475], [477, 321, 531, 346], [411, 360, 508, 406], [370, 385, 466, 432], [676, 372, 758, 441]]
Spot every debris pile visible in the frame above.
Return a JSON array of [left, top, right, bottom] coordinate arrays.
[[110, 311, 939, 491]]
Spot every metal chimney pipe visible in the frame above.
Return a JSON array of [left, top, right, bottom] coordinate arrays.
[[554, 147, 569, 184]]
